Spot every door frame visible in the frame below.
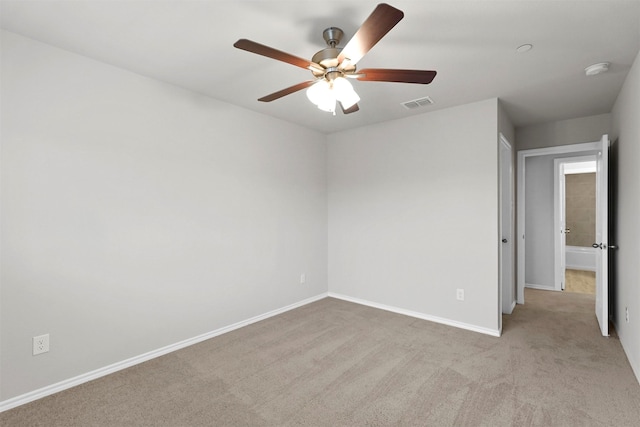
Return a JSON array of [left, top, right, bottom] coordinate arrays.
[[499, 133, 515, 317], [516, 141, 601, 304]]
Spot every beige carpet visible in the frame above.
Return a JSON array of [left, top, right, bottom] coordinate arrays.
[[2, 289, 639, 426], [565, 269, 596, 294]]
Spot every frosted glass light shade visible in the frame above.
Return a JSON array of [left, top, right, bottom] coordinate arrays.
[[317, 96, 337, 113], [306, 79, 336, 113], [332, 77, 360, 109], [306, 80, 329, 105], [306, 77, 359, 113]]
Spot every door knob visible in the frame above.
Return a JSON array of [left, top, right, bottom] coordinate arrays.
[[592, 243, 602, 249], [502, 238, 508, 243], [564, 228, 571, 233], [609, 245, 618, 250]]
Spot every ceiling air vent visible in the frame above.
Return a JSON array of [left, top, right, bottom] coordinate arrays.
[[401, 96, 434, 110]]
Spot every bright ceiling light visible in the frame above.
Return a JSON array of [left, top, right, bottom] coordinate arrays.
[[307, 79, 335, 112], [332, 77, 360, 109], [585, 62, 610, 76], [306, 77, 360, 114]]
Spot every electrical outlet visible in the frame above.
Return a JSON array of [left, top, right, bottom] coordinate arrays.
[[456, 289, 464, 301], [626, 307, 630, 323], [300, 273, 306, 284], [33, 334, 49, 355]]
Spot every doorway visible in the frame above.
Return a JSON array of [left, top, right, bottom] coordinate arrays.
[[554, 156, 597, 293], [516, 136, 610, 336]]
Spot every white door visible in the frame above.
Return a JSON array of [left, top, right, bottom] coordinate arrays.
[[499, 135, 514, 315], [594, 135, 609, 336]]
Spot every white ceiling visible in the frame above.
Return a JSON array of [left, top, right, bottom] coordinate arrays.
[[2, 0, 639, 134]]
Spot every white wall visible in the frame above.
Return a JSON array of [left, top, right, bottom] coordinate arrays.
[[523, 155, 555, 288], [0, 31, 328, 401], [611, 49, 640, 383], [516, 113, 611, 150], [327, 99, 500, 334]]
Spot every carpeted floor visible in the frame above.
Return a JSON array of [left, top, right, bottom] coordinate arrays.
[[2, 289, 639, 426], [565, 268, 596, 294]]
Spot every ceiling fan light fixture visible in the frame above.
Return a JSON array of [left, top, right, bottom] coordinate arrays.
[[306, 79, 335, 112], [333, 77, 360, 109], [306, 79, 328, 104], [235, 4, 437, 115], [306, 77, 360, 113], [317, 97, 337, 113]]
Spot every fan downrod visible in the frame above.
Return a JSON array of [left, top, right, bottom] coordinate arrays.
[[322, 27, 344, 47]]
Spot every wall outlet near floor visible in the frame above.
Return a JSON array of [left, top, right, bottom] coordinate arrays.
[[456, 289, 464, 301], [300, 273, 306, 284], [625, 307, 629, 323], [33, 334, 50, 355]]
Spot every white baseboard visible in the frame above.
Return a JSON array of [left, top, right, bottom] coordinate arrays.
[[617, 324, 640, 386], [503, 299, 517, 315], [327, 292, 501, 337], [0, 292, 328, 413], [525, 283, 559, 291], [566, 264, 596, 272]]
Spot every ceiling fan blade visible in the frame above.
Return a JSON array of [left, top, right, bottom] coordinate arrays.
[[357, 69, 437, 84], [340, 102, 360, 114], [337, 3, 404, 66], [234, 39, 323, 73], [258, 81, 316, 102]]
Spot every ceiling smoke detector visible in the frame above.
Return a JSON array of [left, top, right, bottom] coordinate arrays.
[[585, 62, 610, 76], [516, 44, 533, 53]]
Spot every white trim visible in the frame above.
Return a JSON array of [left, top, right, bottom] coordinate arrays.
[[565, 246, 597, 271], [517, 141, 601, 305], [554, 157, 565, 291], [0, 292, 328, 413], [328, 292, 501, 337], [525, 283, 561, 291], [498, 133, 515, 322], [564, 161, 596, 174], [509, 299, 517, 313], [518, 142, 600, 157]]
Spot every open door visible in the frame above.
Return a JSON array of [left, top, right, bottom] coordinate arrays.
[[594, 135, 609, 336]]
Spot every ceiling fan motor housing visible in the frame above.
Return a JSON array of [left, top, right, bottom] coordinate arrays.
[[323, 27, 344, 47], [311, 27, 359, 78], [312, 47, 341, 71]]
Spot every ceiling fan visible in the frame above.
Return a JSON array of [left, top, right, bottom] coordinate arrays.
[[233, 3, 437, 115]]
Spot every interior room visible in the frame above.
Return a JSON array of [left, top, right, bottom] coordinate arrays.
[[563, 160, 597, 294], [1, 1, 640, 425]]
